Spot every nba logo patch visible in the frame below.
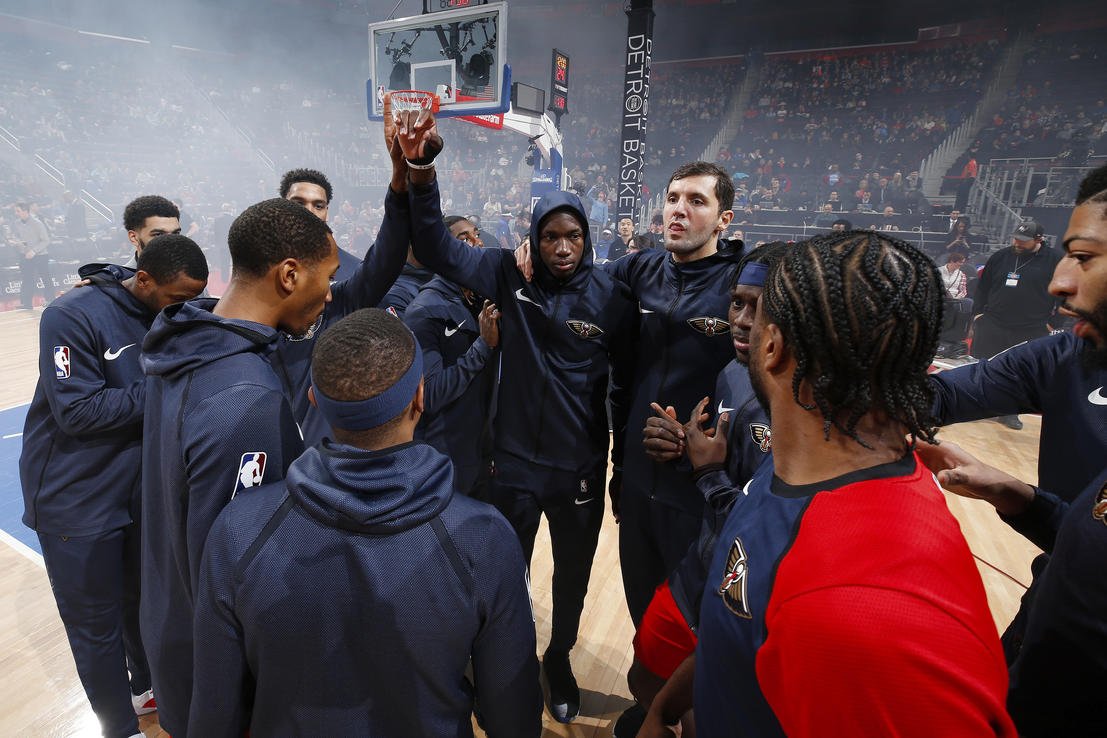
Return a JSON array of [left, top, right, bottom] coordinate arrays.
[[54, 346, 71, 379], [385, 306, 399, 318], [232, 452, 267, 499]]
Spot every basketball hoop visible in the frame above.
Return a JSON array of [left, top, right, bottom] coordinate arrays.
[[389, 90, 439, 124]]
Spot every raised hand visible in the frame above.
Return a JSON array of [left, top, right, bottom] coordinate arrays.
[[382, 93, 403, 167], [394, 102, 443, 163]]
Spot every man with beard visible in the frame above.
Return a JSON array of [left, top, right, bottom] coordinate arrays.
[[916, 167, 1107, 736], [644, 231, 1015, 737], [140, 198, 338, 736], [930, 166, 1107, 500], [606, 163, 743, 630]]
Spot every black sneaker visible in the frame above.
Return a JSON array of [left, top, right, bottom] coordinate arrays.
[[997, 414, 1023, 430], [613, 703, 647, 737], [543, 649, 580, 723]]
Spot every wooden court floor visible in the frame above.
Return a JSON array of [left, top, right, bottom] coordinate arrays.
[[0, 309, 1042, 737]]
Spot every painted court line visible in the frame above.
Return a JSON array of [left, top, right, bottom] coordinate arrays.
[[0, 529, 44, 568], [2, 433, 22, 440]]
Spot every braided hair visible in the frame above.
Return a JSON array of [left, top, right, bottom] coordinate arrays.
[[761, 230, 941, 447]]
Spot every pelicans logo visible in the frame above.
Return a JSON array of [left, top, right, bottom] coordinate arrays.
[[718, 537, 752, 618], [749, 423, 772, 453], [688, 316, 729, 336], [1093, 482, 1107, 526], [566, 320, 604, 339]]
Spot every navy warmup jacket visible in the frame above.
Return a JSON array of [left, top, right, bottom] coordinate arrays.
[[930, 331, 1107, 499], [403, 276, 496, 493], [409, 181, 637, 477], [139, 298, 305, 736], [607, 243, 744, 514], [670, 359, 771, 624], [279, 187, 411, 445], [190, 441, 541, 738], [378, 262, 435, 318], [21, 264, 148, 535], [1001, 465, 1107, 736]]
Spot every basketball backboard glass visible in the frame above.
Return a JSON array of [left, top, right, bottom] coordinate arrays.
[[367, 2, 510, 120]]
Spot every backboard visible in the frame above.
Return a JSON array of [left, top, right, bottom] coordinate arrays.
[[367, 1, 510, 120]]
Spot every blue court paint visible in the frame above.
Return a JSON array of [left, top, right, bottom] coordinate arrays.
[[0, 404, 38, 555]]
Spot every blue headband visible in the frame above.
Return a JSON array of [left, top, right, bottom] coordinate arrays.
[[310, 340, 423, 431], [737, 262, 769, 287]]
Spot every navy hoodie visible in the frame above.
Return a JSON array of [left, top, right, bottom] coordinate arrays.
[[930, 331, 1107, 500], [403, 276, 496, 493], [190, 441, 541, 738], [607, 241, 745, 514], [139, 298, 305, 736], [21, 264, 148, 536], [409, 181, 637, 476], [279, 186, 411, 445]]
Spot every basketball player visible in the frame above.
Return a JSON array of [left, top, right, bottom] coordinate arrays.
[[608, 163, 743, 627], [189, 309, 540, 737], [396, 108, 637, 723], [140, 199, 337, 736], [277, 102, 413, 445], [513, 166, 745, 725], [20, 235, 207, 738], [930, 165, 1107, 501], [279, 167, 361, 278], [122, 196, 181, 261], [403, 216, 500, 496], [645, 231, 1016, 737], [917, 166, 1107, 737], [516, 164, 744, 626]]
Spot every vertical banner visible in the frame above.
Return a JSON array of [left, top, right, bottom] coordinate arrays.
[[617, 2, 654, 224]]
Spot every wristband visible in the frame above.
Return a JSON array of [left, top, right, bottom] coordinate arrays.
[[405, 158, 436, 171]]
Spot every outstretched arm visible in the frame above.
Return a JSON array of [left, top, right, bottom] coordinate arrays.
[[394, 107, 503, 300], [327, 95, 413, 313], [915, 440, 1064, 551]]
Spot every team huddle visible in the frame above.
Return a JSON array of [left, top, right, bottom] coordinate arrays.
[[18, 98, 1107, 737]]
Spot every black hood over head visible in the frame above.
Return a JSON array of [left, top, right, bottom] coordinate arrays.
[[527, 191, 594, 289]]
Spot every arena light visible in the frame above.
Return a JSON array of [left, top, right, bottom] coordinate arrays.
[[77, 30, 150, 45]]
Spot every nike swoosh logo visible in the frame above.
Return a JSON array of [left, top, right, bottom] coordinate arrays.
[[717, 401, 735, 415], [445, 320, 466, 337], [1090, 387, 1107, 406], [639, 307, 655, 314], [574, 497, 594, 506], [515, 288, 540, 307], [103, 344, 136, 361]]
